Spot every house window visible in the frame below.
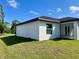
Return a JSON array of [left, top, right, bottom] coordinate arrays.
[[46, 24, 52, 34]]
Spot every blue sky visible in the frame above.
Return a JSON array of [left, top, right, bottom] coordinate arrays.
[[1, 0, 79, 24]]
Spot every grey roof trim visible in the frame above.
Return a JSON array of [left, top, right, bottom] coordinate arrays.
[[16, 16, 79, 26], [16, 16, 60, 26]]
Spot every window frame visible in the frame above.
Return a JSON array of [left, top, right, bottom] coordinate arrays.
[[46, 24, 52, 34]]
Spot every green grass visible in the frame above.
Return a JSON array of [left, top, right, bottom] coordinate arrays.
[[0, 34, 79, 59]]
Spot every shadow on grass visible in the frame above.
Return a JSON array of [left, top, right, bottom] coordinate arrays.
[[51, 38, 74, 41], [1, 35, 74, 46], [1, 35, 36, 46]]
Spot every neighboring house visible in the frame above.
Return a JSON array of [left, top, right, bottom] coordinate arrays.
[[16, 16, 79, 41]]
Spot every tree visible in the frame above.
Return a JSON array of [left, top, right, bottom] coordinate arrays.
[[0, 22, 8, 34], [0, 4, 5, 34], [0, 24, 4, 33], [11, 20, 20, 34], [0, 4, 4, 24]]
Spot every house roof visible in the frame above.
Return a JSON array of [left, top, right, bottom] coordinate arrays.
[[16, 16, 79, 26], [16, 16, 60, 26], [60, 17, 79, 22]]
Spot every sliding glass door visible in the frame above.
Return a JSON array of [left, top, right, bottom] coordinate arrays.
[[65, 26, 70, 36]]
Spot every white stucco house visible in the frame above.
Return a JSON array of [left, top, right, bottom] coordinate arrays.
[[16, 16, 79, 41]]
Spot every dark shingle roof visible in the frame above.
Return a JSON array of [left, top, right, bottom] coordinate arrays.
[[16, 16, 79, 26], [16, 16, 60, 26], [60, 17, 79, 22], [39, 16, 60, 22]]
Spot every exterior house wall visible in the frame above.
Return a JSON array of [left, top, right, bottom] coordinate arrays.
[[74, 21, 79, 40], [61, 22, 74, 39], [77, 22, 79, 40], [60, 21, 79, 40], [16, 20, 79, 41], [16, 21, 60, 41], [38, 21, 60, 41], [16, 21, 39, 40], [73, 21, 77, 40]]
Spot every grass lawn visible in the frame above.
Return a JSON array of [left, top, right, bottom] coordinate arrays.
[[0, 34, 79, 59]]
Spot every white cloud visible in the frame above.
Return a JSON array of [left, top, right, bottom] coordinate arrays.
[[74, 14, 79, 18], [69, 6, 79, 13], [56, 8, 62, 12], [47, 8, 62, 15], [48, 9, 54, 12], [48, 12, 53, 15], [7, 0, 18, 8], [29, 10, 40, 15], [48, 8, 62, 13]]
